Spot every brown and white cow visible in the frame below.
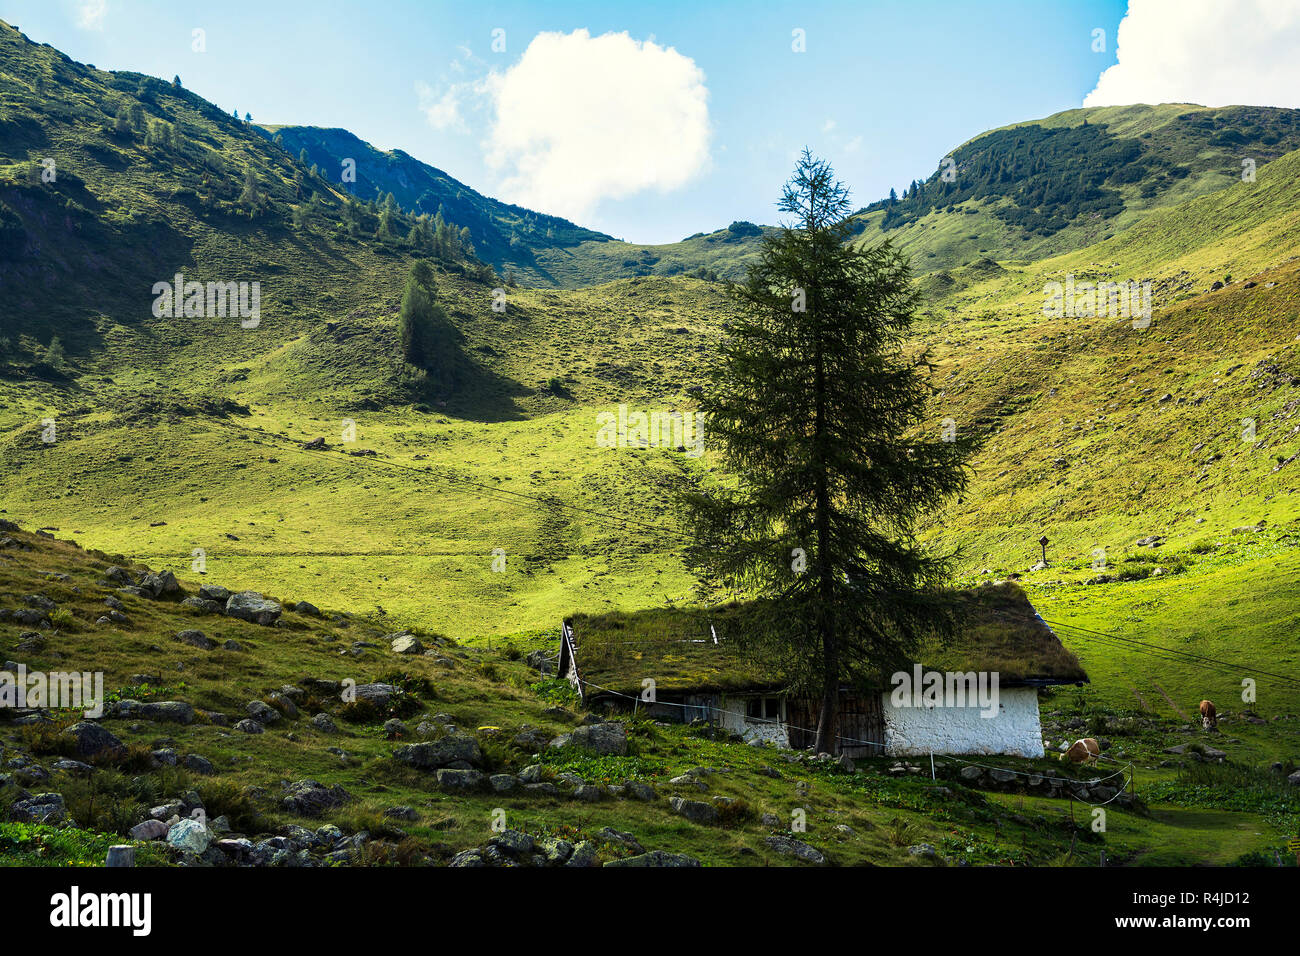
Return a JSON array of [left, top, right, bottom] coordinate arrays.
[[1060, 737, 1101, 764], [1200, 699, 1217, 730]]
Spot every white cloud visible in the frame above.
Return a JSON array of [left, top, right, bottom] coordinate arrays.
[[1086, 0, 1300, 108], [75, 0, 107, 31], [417, 81, 466, 131], [483, 29, 710, 222]]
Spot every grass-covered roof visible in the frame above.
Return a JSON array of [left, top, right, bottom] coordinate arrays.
[[566, 583, 1087, 697]]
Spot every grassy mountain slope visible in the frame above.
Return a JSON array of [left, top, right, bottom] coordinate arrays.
[[851, 103, 1300, 275], [266, 124, 613, 284], [1, 525, 1293, 867]]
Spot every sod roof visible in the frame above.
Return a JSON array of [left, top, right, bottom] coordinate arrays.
[[565, 583, 1087, 697]]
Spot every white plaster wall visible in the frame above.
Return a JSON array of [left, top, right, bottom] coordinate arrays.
[[718, 695, 790, 746], [882, 686, 1044, 758]]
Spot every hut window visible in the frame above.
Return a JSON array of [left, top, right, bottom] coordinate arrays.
[[746, 697, 781, 721]]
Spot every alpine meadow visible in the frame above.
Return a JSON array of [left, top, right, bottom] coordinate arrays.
[[0, 1, 1297, 927]]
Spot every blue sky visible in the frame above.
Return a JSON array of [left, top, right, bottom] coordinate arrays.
[[0, 0, 1207, 244]]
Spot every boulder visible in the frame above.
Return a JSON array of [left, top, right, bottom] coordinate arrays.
[[129, 819, 169, 841], [282, 779, 350, 817], [175, 629, 216, 650], [198, 584, 231, 602], [247, 700, 282, 725], [550, 721, 627, 756], [140, 571, 181, 599], [115, 699, 195, 724], [763, 835, 826, 864], [390, 634, 424, 655], [435, 768, 485, 790], [393, 733, 483, 770], [669, 797, 719, 825], [180, 597, 224, 615], [166, 818, 211, 854], [225, 591, 282, 626], [234, 719, 264, 734], [10, 792, 66, 824], [62, 721, 125, 760]]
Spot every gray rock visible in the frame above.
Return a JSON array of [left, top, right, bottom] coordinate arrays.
[[62, 721, 125, 760], [763, 835, 826, 864], [10, 792, 66, 824], [390, 634, 424, 655], [282, 779, 350, 817], [183, 754, 214, 775], [623, 781, 658, 802], [129, 819, 169, 840], [669, 796, 720, 825], [490, 829, 534, 856], [310, 713, 337, 732], [550, 721, 627, 755], [234, 719, 264, 734], [180, 597, 224, 614], [246, 700, 282, 725], [564, 840, 599, 867], [393, 734, 483, 770], [166, 818, 211, 854], [383, 806, 420, 821], [198, 584, 231, 602], [267, 693, 299, 720], [115, 699, 195, 724], [435, 768, 485, 790], [225, 591, 282, 626], [175, 629, 216, 650], [351, 683, 398, 707], [140, 570, 181, 599], [538, 837, 574, 864], [598, 827, 645, 854], [489, 774, 519, 793]]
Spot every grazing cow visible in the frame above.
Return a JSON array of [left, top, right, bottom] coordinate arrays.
[[1199, 699, 1217, 730], [1060, 737, 1101, 764]]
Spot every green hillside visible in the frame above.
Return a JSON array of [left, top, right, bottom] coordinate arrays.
[[1, 524, 1294, 867], [267, 125, 613, 284], [851, 103, 1300, 274]]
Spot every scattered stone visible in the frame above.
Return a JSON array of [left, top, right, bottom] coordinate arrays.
[[390, 634, 424, 655], [247, 700, 282, 725], [435, 768, 485, 790], [175, 629, 216, 650], [763, 835, 826, 864], [129, 819, 169, 841], [166, 818, 211, 854], [10, 792, 67, 824], [282, 780, 350, 817], [669, 796, 720, 825], [550, 721, 628, 755], [393, 734, 483, 770], [62, 721, 125, 760], [225, 591, 282, 626]]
